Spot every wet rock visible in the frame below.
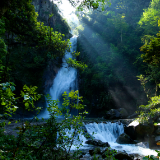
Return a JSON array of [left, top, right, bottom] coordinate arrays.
[[127, 120, 154, 141], [124, 125, 136, 140], [89, 149, 94, 156], [114, 151, 134, 160], [116, 133, 136, 144], [85, 139, 110, 147], [135, 142, 149, 148]]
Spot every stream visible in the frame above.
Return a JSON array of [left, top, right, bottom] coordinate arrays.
[[37, 35, 158, 158], [67, 122, 157, 157]]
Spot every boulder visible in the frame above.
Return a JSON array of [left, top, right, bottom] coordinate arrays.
[[114, 151, 134, 160], [149, 135, 159, 149], [105, 108, 129, 119], [105, 109, 120, 119], [116, 133, 135, 144], [124, 125, 137, 140], [127, 120, 154, 141], [118, 108, 129, 118], [85, 139, 110, 147]]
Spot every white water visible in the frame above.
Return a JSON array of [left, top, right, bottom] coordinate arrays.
[[65, 122, 157, 157], [38, 36, 78, 119], [83, 122, 157, 156]]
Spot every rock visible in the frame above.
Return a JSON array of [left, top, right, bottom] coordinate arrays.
[[85, 139, 110, 147], [118, 108, 129, 118], [124, 125, 136, 140], [105, 109, 120, 119], [114, 151, 134, 160], [93, 147, 101, 154], [89, 149, 94, 156], [116, 133, 135, 144], [127, 112, 138, 119], [127, 120, 154, 141], [89, 147, 101, 156], [135, 142, 149, 148], [105, 108, 129, 119], [155, 136, 160, 142], [156, 127, 160, 135]]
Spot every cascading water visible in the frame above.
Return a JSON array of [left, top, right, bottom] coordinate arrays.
[[83, 122, 157, 156], [66, 122, 157, 157], [38, 36, 78, 119], [85, 122, 124, 142]]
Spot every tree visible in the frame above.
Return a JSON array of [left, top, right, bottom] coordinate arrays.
[[138, 0, 160, 36], [137, 2, 160, 123]]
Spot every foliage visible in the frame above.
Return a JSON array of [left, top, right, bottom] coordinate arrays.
[[77, 0, 150, 115], [0, 90, 86, 160], [138, 0, 160, 35], [32, 0, 71, 36], [137, 5, 160, 123], [55, 0, 111, 11], [66, 51, 88, 70], [138, 94, 160, 123], [104, 148, 117, 160], [140, 29, 160, 66]]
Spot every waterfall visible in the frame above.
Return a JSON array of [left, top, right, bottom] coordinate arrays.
[[68, 122, 124, 150], [85, 122, 124, 142], [84, 122, 157, 156], [38, 36, 78, 119]]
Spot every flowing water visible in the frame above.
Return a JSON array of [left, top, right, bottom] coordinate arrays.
[[37, 35, 158, 157], [70, 122, 157, 157], [38, 36, 78, 119]]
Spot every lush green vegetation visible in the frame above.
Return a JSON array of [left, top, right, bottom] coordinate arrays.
[[0, 0, 119, 159], [136, 0, 160, 123], [76, 0, 160, 117], [1, 0, 160, 159]]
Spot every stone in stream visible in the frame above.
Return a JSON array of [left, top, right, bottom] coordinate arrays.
[[114, 151, 134, 160], [116, 133, 136, 144], [85, 139, 110, 147], [126, 119, 154, 141]]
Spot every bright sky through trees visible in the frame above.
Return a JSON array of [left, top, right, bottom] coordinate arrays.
[[53, 0, 79, 27]]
